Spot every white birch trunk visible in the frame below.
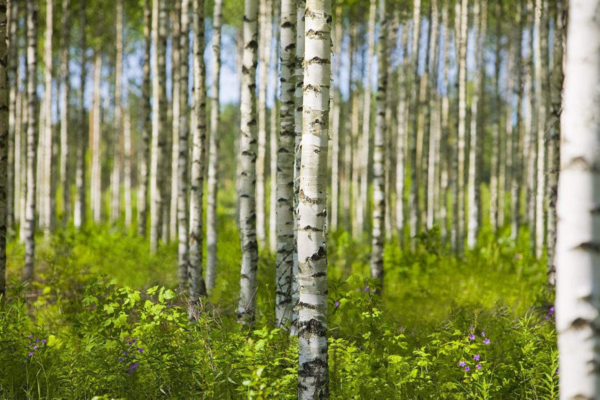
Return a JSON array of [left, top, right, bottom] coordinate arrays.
[[256, 0, 272, 247], [206, 0, 223, 294], [91, 51, 102, 224], [0, 0, 8, 295], [409, 0, 421, 244], [74, 6, 86, 229], [556, 0, 600, 396], [297, 0, 331, 395], [59, 0, 70, 225], [511, 2, 524, 241], [396, 25, 409, 245], [23, 0, 38, 281], [137, 0, 151, 237], [455, 0, 468, 253], [371, 0, 386, 287], [329, 5, 341, 232], [268, 0, 280, 253], [170, 0, 181, 241], [275, 0, 296, 326], [40, 0, 53, 234], [237, 0, 260, 324], [7, 0, 17, 232], [534, 0, 546, 258], [111, 0, 124, 225], [426, 1, 439, 230], [189, 0, 207, 306], [123, 107, 132, 227], [150, 0, 168, 252]]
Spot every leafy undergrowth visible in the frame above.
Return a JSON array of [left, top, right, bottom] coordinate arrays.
[[1, 220, 557, 399]]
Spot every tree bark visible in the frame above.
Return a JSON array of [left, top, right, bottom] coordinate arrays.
[[59, 0, 70, 226], [396, 25, 409, 247], [237, 0, 259, 324], [189, 0, 207, 307], [170, 0, 181, 241], [177, 0, 191, 291], [137, 0, 151, 237], [556, 0, 600, 396], [456, 0, 468, 253], [150, 0, 168, 252], [269, 0, 280, 253], [111, 0, 124, 225], [256, 0, 272, 247], [409, 0, 421, 245], [370, 0, 386, 288], [123, 107, 132, 227], [0, 0, 8, 296], [7, 0, 17, 233], [23, 0, 38, 281], [275, 0, 296, 326], [40, 0, 53, 234], [74, 3, 86, 229], [546, 0, 565, 285], [297, 0, 331, 396], [426, 1, 439, 230], [91, 51, 102, 224], [511, 1, 524, 241], [206, 0, 223, 294], [329, 5, 342, 232]]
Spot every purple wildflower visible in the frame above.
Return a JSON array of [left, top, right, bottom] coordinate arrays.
[[334, 301, 340, 308], [465, 366, 470, 372], [473, 354, 480, 361], [128, 341, 132, 345], [41, 339, 46, 344], [556, 368, 560, 375], [28, 334, 33, 338], [35, 339, 39, 343], [124, 350, 128, 355], [545, 315, 549, 320], [469, 334, 476, 341], [458, 361, 466, 367], [481, 331, 485, 337], [33, 345, 38, 350], [364, 285, 370, 292], [127, 370, 133, 375], [484, 338, 491, 345], [28, 342, 32, 346], [137, 348, 144, 353], [28, 352, 33, 357], [119, 358, 123, 362], [476, 364, 482, 370]]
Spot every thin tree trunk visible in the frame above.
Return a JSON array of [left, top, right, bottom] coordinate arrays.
[[426, 1, 439, 230], [237, 0, 259, 324], [546, 0, 565, 284], [137, 0, 151, 236], [189, 0, 207, 307], [456, 0, 468, 253], [23, 0, 38, 281], [14, 76, 21, 229], [384, 13, 398, 241], [268, 0, 280, 253], [206, 0, 223, 294], [330, 5, 342, 232], [0, 0, 8, 296], [370, 0, 386, 287], [7, 0, 17, 233], [19, 67, 27, 240], [123, 107, 132, 227], [490, 2, 502, 233], [342, 25, 355, 233], [177, 0, 191, 291], [359, 0, 376, 238], [297, 0, 332, 395], [170, 0, 181, 241], [511, 1, 524, 241], [467, 0, 485, 249], [409, 0, 421, 244], [275, 0, 296, 326], [150, 0, 168, 252], [396, 25, 409, 246], [59, 0, 70, 225], [256, 0, 272, 247], [534, 0, 547, 258], [111, 0, 124, 225], [40, 0, 53, 234], [91, 51, 102, 224], [350, 26, 360, 238], [556, 0, 600, 395], [526, 17, 537, 253], [291, 0, 306, 333], [74, 3, 86, 229]]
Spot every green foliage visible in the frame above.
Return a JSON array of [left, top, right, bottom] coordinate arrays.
[[2, 200, 556, 398]]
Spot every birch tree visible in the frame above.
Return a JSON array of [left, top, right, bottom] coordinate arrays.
[[546, 0, 565, 284], [111, 0, 124, 225], [0, 0, 8, 296], [370, 0, 386, 287], [170, 0, 181, 241], [150, 0, 168, 252], [297, 0, 332, 395], [7, 0, 17, 232], [23, 0, 38, 281], [456, 0, 468, 253], [177, 0, 191, 291], [329, 5, 341, 232], [237, 0, 260, 324], [555, 0, 600, 396], [275, 0, 296, 326], [74, 1, 86, 229], [90, 51, 102, 224], [189, 0, 207, 305], [137, 0, 151, 237], [59, 0, 71, 225], [206, 0, 223, 294], [534, 0, 546, 258], [409, 0, 421, 243], [269, 0, 280, 253], [40, 0, 53, 233]]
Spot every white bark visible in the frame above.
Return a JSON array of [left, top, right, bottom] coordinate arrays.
[[170, 0, 181, 241], [269, 0, 280, 253], [329, 5, 341, 232], [426, 1, 439, 230], [409, 0, 421, 243], [40, 0, 53, 233], [7, 0, 17, 232], [59, 0, 70, 225], [237, 0, 260, 324], [206, 0, 223, 294], [150, 0, 168, 252], [371, 0, 386, 287], [297, 0, 331, 396], [455, 0, 468, 253], [74, 6, 86, 229], [123, 107, 132, 227], [111, 0, 124, 225], [91, 51, 102, 224], [396, 25, 409, 245], [556, 0, 600, 397], [23, 0, 38, 281], [189, 0, 207, 305], [275, 0, 296, 326]]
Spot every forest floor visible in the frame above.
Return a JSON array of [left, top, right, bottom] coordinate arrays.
[[0, 195, 558, 399]]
